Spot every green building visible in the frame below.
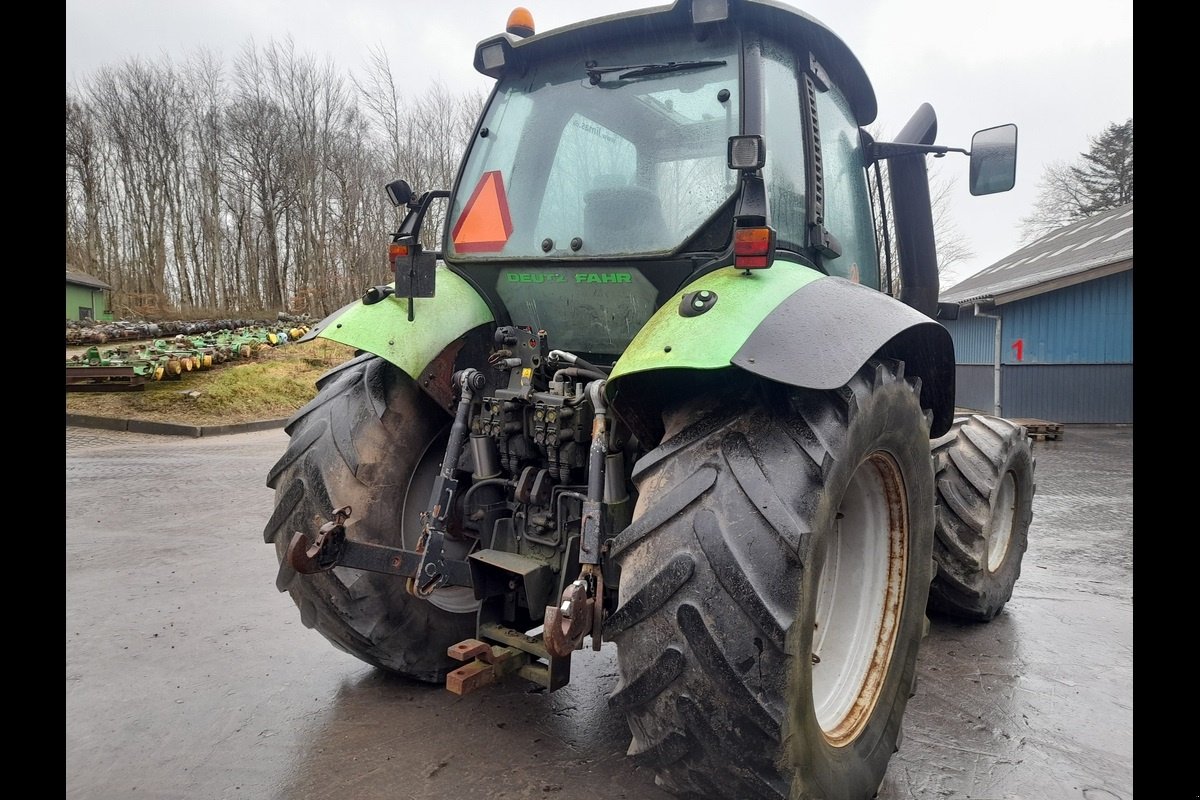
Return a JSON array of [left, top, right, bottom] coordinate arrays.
[[66, 269, 113, 321]]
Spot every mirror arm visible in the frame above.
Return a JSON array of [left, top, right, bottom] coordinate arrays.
[[866, 141, 970, 164]]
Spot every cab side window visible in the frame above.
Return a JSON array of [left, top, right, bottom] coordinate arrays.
[[814, 87, 880, 288], [760, 39, 807, 253]]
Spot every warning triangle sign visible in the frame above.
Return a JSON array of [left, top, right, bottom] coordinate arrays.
[[452, 170, 513, 253]]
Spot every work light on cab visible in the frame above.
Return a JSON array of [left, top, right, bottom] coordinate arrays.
[[727, 134, 765, 170]]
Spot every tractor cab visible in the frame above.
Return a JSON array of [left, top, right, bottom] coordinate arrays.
[[388, 0, 1015, 360], [436, 1, 882, 359]]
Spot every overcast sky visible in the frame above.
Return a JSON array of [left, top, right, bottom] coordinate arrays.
[[65, 0, 1132, 287]]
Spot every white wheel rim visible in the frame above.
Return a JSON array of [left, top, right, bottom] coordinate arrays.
[[986, 471, 1017, 572], [811, 451, 908, 747]]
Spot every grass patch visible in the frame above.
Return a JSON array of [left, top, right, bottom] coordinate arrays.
[[66, 340, 358, 426]]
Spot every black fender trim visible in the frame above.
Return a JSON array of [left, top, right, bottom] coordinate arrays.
[[731, 276, 955, 437]]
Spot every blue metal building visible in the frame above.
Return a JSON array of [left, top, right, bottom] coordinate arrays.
[[938, 203, 1132, 423]]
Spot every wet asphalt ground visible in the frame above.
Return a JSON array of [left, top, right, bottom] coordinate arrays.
[[66, 423, 1133, 800]]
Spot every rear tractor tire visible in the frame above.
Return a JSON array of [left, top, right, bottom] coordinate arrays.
[[928, 414, 1035, 622], [262, 354, 477, 682], [607, 358, 936, 800]]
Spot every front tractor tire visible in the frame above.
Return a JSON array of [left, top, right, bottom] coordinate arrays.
[[262, 354, 476, 682], [928, 414, 1035, 622], [607, 359, 935, 800]]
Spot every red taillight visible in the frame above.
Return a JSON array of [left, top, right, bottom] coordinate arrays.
[[388, 242, 409, 272], [733, 226, 775, 269]]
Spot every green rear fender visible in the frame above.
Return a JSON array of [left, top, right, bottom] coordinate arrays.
[[608, 262, 825, 382], [606, 261, 955, 443], [300, 265, 494, 379], [605, 262, 823, 442]]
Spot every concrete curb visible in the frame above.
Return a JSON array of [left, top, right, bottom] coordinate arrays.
[[69, 410, 1122, 440], [67, 413, 289, 438]]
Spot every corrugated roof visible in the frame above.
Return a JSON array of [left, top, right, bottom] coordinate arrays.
[[66, 269, 112, 290], [940, 202, 1133, 305]]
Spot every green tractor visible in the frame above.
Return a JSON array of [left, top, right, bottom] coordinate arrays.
[[264, 1, 1035, 796]]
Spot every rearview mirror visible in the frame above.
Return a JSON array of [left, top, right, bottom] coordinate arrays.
[[969, 125, 1018, 196], [385, 179, 413, 207]]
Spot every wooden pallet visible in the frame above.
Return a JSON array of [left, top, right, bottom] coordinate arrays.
[[66, 365, 147, 392], [1011, 418, 1063, 442]]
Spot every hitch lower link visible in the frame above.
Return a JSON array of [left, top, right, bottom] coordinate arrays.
[[278, 369, 486, 593], [279, 504, 473, 589]]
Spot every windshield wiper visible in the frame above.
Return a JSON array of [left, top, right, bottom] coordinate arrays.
[[585, 60, 726, 84]]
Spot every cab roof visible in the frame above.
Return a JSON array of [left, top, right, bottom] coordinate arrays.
[[474, 0, 877, 125]]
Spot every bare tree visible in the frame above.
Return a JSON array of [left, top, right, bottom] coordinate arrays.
[[1019, 117, 1133, 242], [325, 105, 394, 302], [66, 89, 107, 281], [85, 59, 193, 314], [265, 38, 337, 311], [181, 49, 227, 310], [355, 45, 406, 179], [227, 41, 291, 310], [67, 40, 490, 319], [354, 51, 484, 251]]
